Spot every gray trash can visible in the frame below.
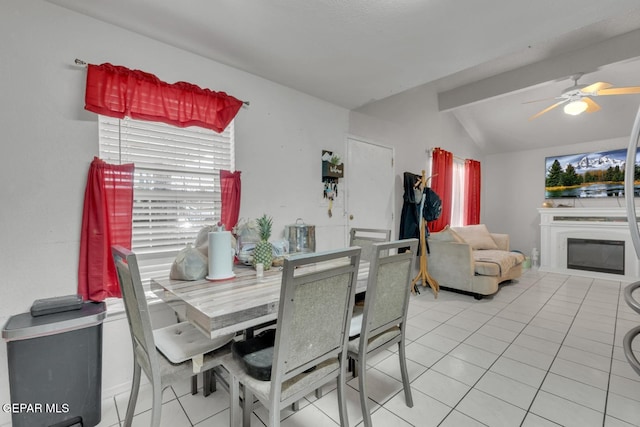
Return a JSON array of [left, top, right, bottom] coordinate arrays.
[[2, 301, 106, 427]]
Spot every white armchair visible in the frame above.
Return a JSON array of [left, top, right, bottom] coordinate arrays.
[[427, 224, 524, 299]]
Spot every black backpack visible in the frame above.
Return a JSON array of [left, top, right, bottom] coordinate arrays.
[[422, 188, 442, 222]]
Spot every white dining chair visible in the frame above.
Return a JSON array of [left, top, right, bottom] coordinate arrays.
[[347, 238, 418, 427], [111, 245, 234, 427], [222, 247, 362, 427]]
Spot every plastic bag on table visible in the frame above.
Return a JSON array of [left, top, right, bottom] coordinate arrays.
[[170, 244, 208, 280]]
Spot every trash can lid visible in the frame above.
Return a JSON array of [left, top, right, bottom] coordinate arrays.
[[2, 301, 106, 342]]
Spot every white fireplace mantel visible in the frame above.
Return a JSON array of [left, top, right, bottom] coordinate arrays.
[[538, 207, 639, 282]]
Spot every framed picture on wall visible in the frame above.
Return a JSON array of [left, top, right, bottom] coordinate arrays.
[[545, 148, 640, 199]]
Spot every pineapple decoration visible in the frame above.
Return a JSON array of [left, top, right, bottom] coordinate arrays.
[[252, 214, 274, 270]]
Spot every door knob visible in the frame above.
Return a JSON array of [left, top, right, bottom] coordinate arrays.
[[349, 214, 354, 220]]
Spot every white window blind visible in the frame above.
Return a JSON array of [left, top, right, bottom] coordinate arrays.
[[98, 115, 234, 283]]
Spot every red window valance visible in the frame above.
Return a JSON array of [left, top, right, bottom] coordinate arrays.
[[84, 63, 243, 133]]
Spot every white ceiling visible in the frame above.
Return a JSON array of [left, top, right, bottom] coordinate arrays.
[[48, 0, 640, 153]]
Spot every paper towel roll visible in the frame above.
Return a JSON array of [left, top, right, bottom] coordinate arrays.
[[206, 231, 235, 281]]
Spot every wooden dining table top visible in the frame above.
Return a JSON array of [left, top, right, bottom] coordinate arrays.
[[151, 260, 369, 339]]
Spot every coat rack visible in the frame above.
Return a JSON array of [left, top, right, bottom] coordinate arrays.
[[411, 170, 439, 297]]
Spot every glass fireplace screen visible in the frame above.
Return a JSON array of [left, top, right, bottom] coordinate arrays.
[[567, 238, 625, 275]]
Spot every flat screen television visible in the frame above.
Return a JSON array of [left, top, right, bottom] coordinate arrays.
[[545, 148, 640, 199]]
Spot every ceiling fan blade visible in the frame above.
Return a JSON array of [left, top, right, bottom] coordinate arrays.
[[596, 86, 640, 96], [582, 81, 612, 93], [583, 97, 601, 113], [528, 100, 568, 121]]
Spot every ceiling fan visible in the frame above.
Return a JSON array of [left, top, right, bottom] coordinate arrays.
[[527, 73, 640, 120]]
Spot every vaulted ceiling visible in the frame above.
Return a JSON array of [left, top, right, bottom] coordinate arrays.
[[48, 0, 640, 153]]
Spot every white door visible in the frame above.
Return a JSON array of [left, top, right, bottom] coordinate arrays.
[[346, 137, 395, 237]]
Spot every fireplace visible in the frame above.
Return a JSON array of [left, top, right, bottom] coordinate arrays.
[[567, 238, 625, 275], [538, 207, 640, 281]]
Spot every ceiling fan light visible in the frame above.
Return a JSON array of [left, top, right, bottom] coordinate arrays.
[[563, 100, 588, 116]]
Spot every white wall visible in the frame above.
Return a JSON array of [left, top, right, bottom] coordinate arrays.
[[0, 2, 351, 421]]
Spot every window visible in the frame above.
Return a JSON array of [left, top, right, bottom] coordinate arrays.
[[98, 115, 234, 283], [450, 159, 466, 227]]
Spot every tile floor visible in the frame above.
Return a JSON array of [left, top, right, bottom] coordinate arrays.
[[97, 269, 640, 426]]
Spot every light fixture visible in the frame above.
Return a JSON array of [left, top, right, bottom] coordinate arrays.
[[563, 99, 588, 116]]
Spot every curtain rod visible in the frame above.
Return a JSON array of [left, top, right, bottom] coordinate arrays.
[[74, 58, 250, 106], [426, 147, 465, 162]]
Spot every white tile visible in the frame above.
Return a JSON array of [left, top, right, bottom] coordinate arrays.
[[314, 384, 371, 427], [568, 325, 615, 345], [512, 333, 560, 356], [194, 408, 263, 427], [604, 415, 638, 427], [431, 323, 474, 341], [178, 387, 230, 425], [502, 343, 555, 371], [448, 343, 499, 369], [489, 357, 546, 388], [381, 389, 451, 427], [114, 383, 176, 418], [541, 373, 607, 412], [474, 371, 537, 409], [131, 399, 191, 427], [373, 351, 428, 383], [549, 357, 610, 390], [530, 390, 604, 427], [606, 392, 640, 426], [521, 413, 563, 426], [415, 331, 461, 353], [439, 410, 487, 427], [445, 315, 483, 332], [521, 324, 566, 344], [497, 309, 535, 323], [411, 369, 471, 407], [456, 389, 526, 427], [562, 334, 613, 358], [362, 406, 412, 427], [463, 332, 510, 355], [485, 317, 526, 333], [556, 345, 611, 372], [431, 355, 487, 386], [404, 341, 446, 368], [280, 402, 340, 427], [347, 367, 402, 406], [475, 324, 519, 343], [609, 374, 640, 402], [611, 358, 640, 382]]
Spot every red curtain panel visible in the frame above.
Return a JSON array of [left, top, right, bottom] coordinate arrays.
[[220, 170, 242, 232], [428, 147, 453, 233], [78, 157, 134, 301], [84, 63, 243, 133], [464, 159, 481, 225]]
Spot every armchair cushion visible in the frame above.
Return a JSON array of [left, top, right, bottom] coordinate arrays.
[[451, 224, 498, 250], [474, 250, 525, 276]]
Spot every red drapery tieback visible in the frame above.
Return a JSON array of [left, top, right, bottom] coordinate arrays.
[[220, 170, 242, 232], [84, 63, 244, 133], [78, 157, 134, 301], [464, 159, 481, 225], [428, 147, 453, 233]]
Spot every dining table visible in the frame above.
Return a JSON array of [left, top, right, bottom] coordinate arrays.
[[151, 259, 370, 340]]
